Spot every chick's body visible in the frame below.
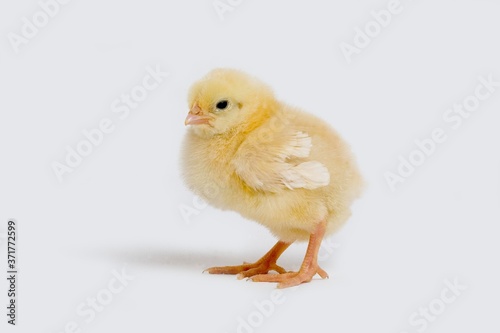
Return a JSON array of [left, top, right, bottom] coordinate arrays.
[[181, 69, 363, 288]]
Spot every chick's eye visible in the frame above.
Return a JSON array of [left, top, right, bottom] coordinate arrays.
[[216, 100, 228, 110]]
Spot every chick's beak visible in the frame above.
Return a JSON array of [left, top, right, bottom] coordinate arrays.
[[185, 104, 211, 126]]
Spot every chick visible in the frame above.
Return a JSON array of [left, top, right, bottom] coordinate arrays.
[[181, 69, 363, 288]]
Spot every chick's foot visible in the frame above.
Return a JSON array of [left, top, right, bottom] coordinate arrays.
[[250, 220, 329, 288], [204, 241, 291, 279], [250, 264, 329, 288]]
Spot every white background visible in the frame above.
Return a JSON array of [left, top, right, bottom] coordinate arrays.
[[1, 0, 499, 332]]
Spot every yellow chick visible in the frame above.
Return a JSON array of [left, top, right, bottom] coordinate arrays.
[[181, 68, 363, 288]]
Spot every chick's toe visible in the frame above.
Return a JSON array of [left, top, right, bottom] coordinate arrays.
[[205, 241, 291, 278]]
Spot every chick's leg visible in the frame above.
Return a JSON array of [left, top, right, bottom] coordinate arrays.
[[205, 241, 291, 279], [251, 220, 329, 288]]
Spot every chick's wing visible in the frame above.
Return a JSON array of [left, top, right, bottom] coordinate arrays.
[[232, 130, 330, 193]]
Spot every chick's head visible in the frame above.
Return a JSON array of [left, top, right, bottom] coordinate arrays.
[[185, 68, 276, 137]]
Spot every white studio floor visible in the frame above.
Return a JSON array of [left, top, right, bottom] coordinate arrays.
[[1, 1, 500, 332]]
